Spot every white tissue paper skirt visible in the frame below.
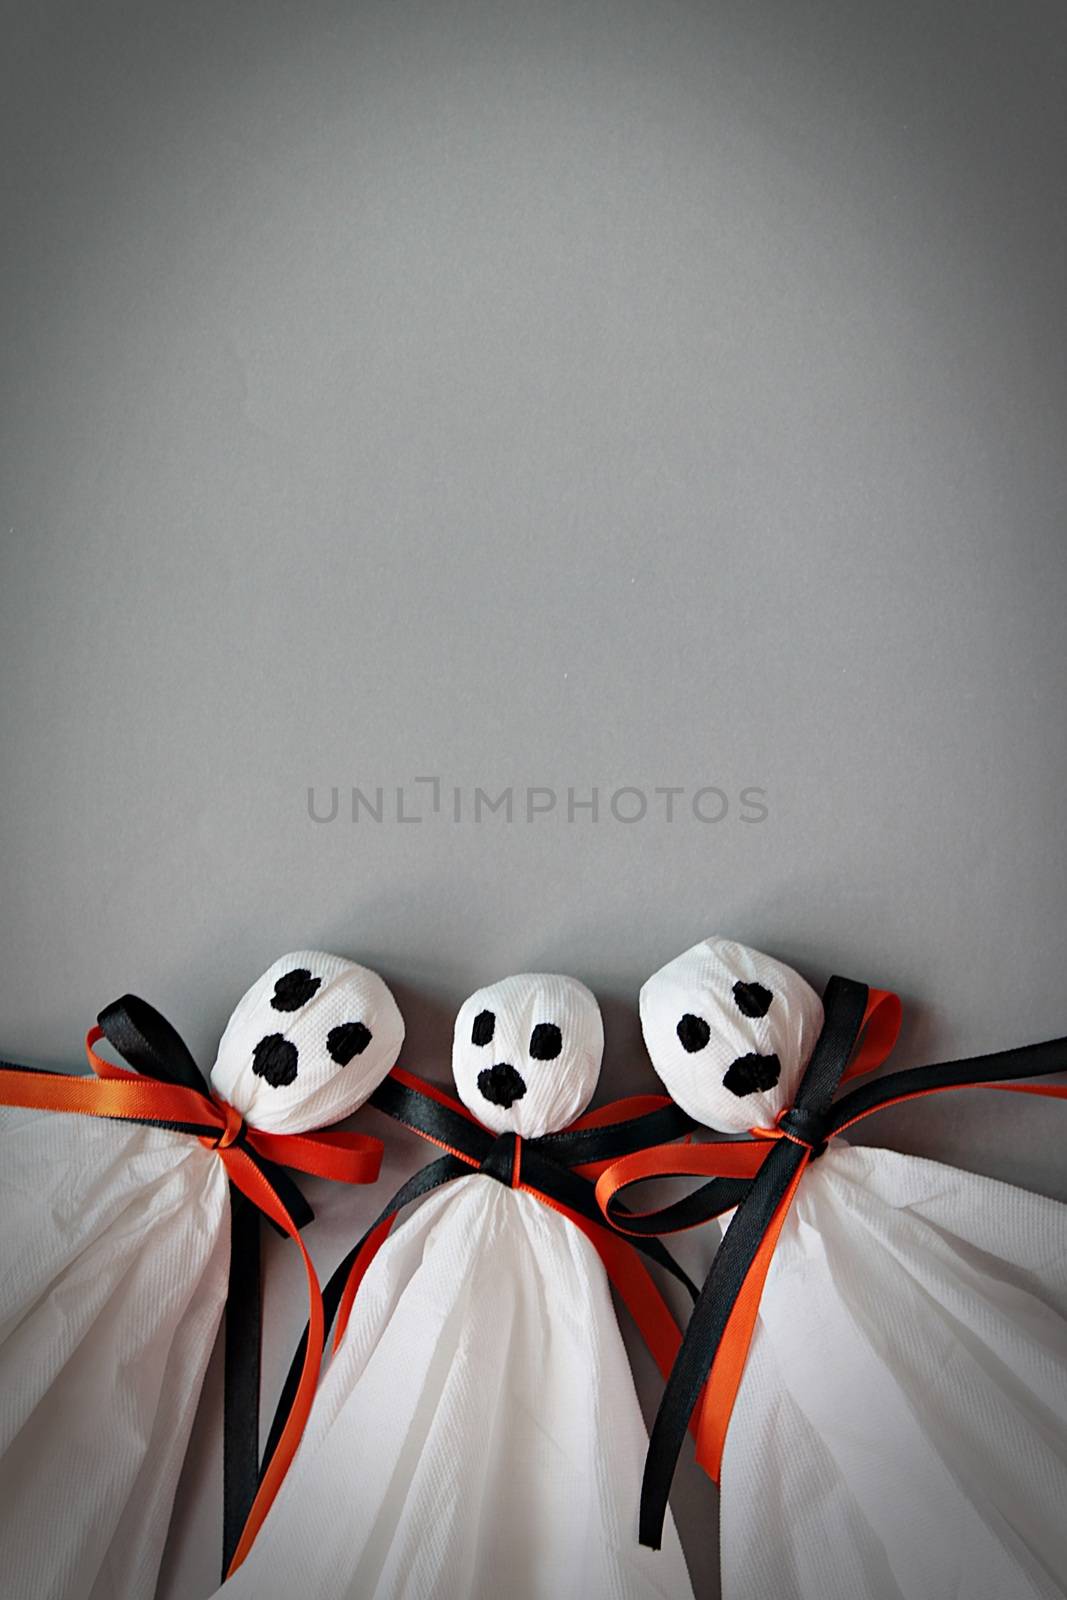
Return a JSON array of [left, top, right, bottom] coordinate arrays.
[[720, 1142, 1067, 1600], [0, 1109, 230, 1600], [217, 1173, 693, 1600]]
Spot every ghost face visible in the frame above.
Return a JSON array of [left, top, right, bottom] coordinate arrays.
[[210, 951, 405, 1135], [452, 973, 604, 1138], [639, 938, 824, 1134]]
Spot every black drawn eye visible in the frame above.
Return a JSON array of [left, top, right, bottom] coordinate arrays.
[[732, 981, 772, 1019], [677, 1013, 711, 1053], [529, 1022, 562, 1060], [472, 1009, 495, 1046], [327, 1021, 372, 1064], [271, 969, 322, 1012], [252, 1033, 300, 1087]]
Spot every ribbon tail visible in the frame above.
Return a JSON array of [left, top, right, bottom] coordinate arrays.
[[237, 1144, 315, 1236], [638, 1137, 805, 1550], [332, 1215, 395, 1352], [693, 1154, 809, 1483], [256, 1153, 469, 1493], [221, 1147, 326, 1576], [221, 1188, 262, 1578], [829, 1033, 1067, 1137], [248, 1127, 384, 1187], [257, 1236, 364, 1490]]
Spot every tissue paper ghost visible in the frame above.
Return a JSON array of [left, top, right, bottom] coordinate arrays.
[[214, 972, 695, 1600], [0, 951, 402, 1600], [599, 936, 1067, 1600]]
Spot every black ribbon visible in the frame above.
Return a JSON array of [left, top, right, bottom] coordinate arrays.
[[98, 996, 323, 1578], [630, 977, 1067, 1549], [0, 997, 314, 1581], [259, 1075, 701, 1479]]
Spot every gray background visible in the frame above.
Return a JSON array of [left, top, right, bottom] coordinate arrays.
[[2, 2, 1066, 1596]]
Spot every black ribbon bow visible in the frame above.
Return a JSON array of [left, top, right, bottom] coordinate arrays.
[[606, 976, 1067, 1549], [260, 1071, 701, 1477]]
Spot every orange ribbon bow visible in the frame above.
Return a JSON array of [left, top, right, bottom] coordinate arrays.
[[0, 1024, 384, 1573]]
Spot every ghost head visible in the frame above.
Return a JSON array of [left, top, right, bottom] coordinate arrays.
[[452, 973, 604, 1138], [210, 951, 405, 1134], [639, 937, 824, 1133]]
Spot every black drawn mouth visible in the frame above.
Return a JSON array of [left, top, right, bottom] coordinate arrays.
[[477, 1063, 527, 1109], [723, 1052, 781, 1097]]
